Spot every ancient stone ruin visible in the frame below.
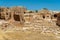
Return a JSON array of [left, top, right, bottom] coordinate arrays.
[[0, 6, 60, 26]]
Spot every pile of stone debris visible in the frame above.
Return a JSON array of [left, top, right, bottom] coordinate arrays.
[[0, 20, 15, 31], [0, 20, 60, 40], [0, 20, 59, 33]]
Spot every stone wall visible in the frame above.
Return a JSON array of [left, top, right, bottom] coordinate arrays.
[[0, 7, 59, 26]]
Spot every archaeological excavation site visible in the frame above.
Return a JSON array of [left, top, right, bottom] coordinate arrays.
[[0, 6, 60, 40]]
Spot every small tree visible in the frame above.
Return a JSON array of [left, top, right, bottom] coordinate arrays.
[[43, 8, 48, 10], [35, 10, 38, 13]]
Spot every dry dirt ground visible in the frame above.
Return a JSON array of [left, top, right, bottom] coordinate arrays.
[[0, 20, 60, 40]]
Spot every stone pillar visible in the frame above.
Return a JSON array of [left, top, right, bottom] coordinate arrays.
[[9, 11, 14, 23], [19, 13, 25, 24]]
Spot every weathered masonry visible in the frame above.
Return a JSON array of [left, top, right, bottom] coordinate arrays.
[[0, 7, 26, 26], [0, 7, 59, 26], [9, 7, 26, 24], [56, 13, 60, 26]]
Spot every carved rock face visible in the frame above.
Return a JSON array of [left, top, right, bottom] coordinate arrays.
[[56, 13, 60, 26]]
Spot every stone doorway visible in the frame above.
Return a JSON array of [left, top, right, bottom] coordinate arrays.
[[54, 14, 57, 18], [13, 14, 20, 21]]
